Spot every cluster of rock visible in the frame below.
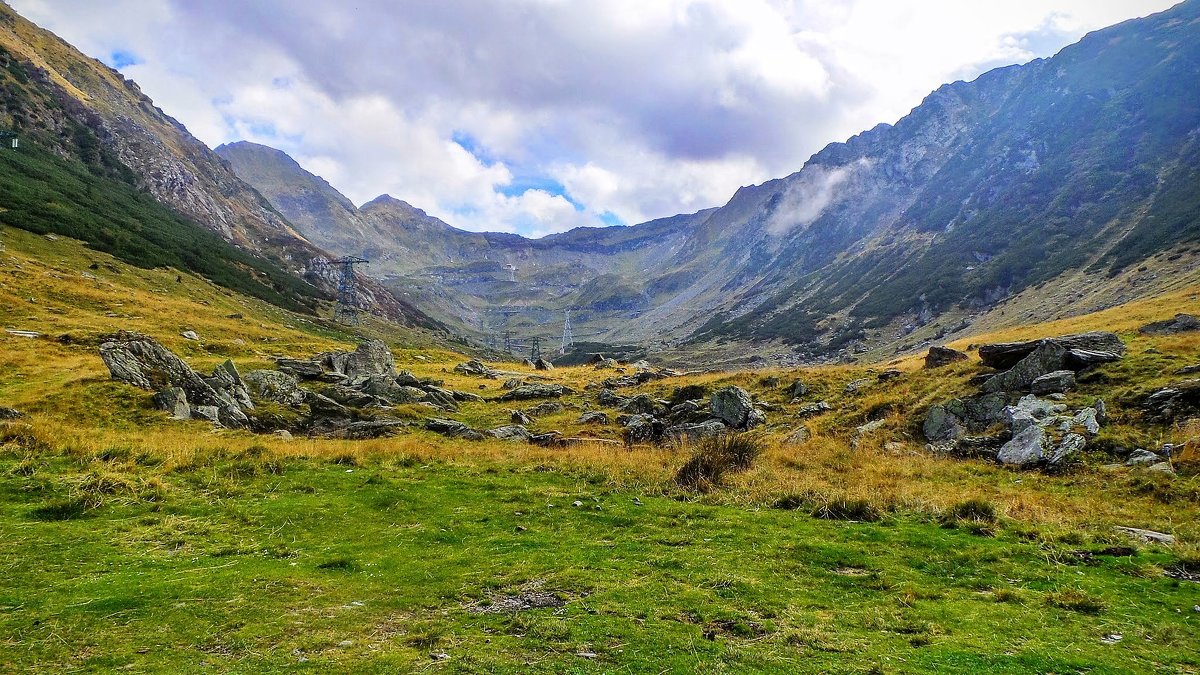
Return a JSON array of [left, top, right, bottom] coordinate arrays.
[[603, 384, 767, 445], [100, 334, 485, 438], [923, 331, 1125, 470]]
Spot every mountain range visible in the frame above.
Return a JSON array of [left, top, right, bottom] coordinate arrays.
[[3, 0, 1199, 365]]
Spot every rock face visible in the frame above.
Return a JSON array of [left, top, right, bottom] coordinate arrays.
[[710, 386, 757, 429], [997, 425, 1046, 466], [1139, 314, 1200, 335], [925, 346, 968, 369]]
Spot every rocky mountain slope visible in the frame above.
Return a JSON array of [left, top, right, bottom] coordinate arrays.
[[223, 2, 1200, 362], [0, 1, 431, 326]]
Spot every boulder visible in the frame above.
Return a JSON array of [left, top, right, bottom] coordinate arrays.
[[152, 387, 190, 420], [1030, 370, 1076, 395], [982, 341, 1068, 393], [425, 417, 482, 440], [421, 387, 459, 411], [307, 392, 350, 419], [924, 346, 968, 369], [665, 420, 726, 443], [450, 390, 485, 403], [619, 394, 661, 416], [534, 358, 555, 371], [598, 388, 627, 407], [577, 411, 609, 425], [344, 340, 396, 379], [181, 330, 200, 341], [525, 401, 564, 417], [923, 404, 966, 442], [275, 358, 324, 380], [1126, 449, 1161, 466], [1047, 432, 1086, 467], [396, 370, 423, 387], [710, 386, 755, 428], [530, 431, 566, 447], [327, 420, 408, 440], [622, 414, 665, 444], [192, 405, 221, 424], [877, 368, 903, 382], [978, 332, 1126, 370], [745, 408, 767, 429], [997, 425, 1046, 466], [207, 360, 253, 411], [499, 384, 570, 401], [487, 425, 531, 442], [1144, 379, 1200, 421], [1146, 462, 1176, 475], [392, 386, 429, 404], [511, 410, 535, 426], [1138, 314, 1200, 335], [244, 370, 305, 406], [1072, 407, 1101, 436]]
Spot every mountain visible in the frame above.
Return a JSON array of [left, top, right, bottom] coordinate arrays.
[[0, 2, 432, 327], [221, 1, 1200, 362]]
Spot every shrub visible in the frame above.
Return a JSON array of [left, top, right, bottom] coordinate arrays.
[[675, 433, 764, 491]]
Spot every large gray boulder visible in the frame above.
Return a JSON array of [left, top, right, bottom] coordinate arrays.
[[982, 341, 1068, 393], [997, 425, 1046, 466], [274, 358, 323, 380], [487, 425, 531, 442], [152, 387, 190, 420], [426, 417, 483, 440], [343, 340, 396, 379], [622, 414, 665, 444], [979, 332, 1126, 370], [244, 370, 305, 406], [208, 360, 253, 411], [1145, 379, 1200, 421], [710, 386, 755, 428]]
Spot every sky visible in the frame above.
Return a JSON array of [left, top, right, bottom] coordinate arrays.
[[8, 0, 1179, 237]]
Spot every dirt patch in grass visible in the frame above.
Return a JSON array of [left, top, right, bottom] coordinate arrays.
[[466, 580, 567, 614]]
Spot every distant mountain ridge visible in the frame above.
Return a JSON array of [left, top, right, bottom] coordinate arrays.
[[222, 1, 1200, 360]]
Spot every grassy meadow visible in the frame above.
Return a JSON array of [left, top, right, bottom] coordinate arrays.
[[1, 225, 1198, 672]]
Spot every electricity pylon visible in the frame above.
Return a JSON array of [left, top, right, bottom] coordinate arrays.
[[314, 256, 369, 325], [560, 310, 574, 354]]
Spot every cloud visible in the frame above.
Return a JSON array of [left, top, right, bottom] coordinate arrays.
[[765, 158, 871, 235], [6, 0, 1179, 236]]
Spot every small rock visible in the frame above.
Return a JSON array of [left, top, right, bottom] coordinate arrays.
[[1138, 313, 1200, 335], [1146, 462, 1175, 475], [1100, 634, 1123, 645], [181, 330, 200, 341], [0, 407, 23, 420], [1113, 526, 1175, 545], [876, 368, 902, 382], [572, 500, 583, 507], [843, 378, 873, 395], [272, 430, 293, 441], [783, 426, 810, 445], [796, 401, 832, 417], [1125, 449, 1160, 466], [788, 380, 810, 399], [511, 410, 535, 425]]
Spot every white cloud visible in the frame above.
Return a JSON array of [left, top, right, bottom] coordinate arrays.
[[6, 0, 1179, 236]]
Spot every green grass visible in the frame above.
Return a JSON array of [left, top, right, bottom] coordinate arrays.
[[0, 450, 1196, 673]]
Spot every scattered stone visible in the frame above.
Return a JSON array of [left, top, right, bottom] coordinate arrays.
[[192, 405, 220, 424], [1175, 364, 1200, 376], [796, 401, 832, 418], [856, 419, 886, 435], [272, 429, 293, 441], [181, 330, 200, 341], [1031, 370, 1076, 395], [1146, 462, 1175, 476], [1138, 313, 1200, 335], [1113, 526, 1175, 545], [1047, 432, 1087, 466], [710, 386, 756, 428], [511, 410, 535, 426], [327, 420, 408, 440], [307, 393, 350, 419], [1072, 407, 1101, 436], [4, 329, 40, 338], [0, 407, 23, 420], [924, 345, 968, 369], [619, 394, 661, 416], [621, 414, 665, 444], [1144, 379, 1200, 421], [876, 368, 903, 382], [534, 358, 555, 371], [525, 401, 564, 417], [788, 380, 810, 400]]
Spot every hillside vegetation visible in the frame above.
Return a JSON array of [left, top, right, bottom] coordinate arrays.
[[1, 226, 1198, 672]]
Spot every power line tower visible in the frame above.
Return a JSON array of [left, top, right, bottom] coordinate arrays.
[[560, 310, 574, 354], [503, 330, 513, 353], [530, 336, 542, 361], [314, 256, 369, 325]]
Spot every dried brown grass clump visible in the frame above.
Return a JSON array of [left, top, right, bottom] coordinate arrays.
[[675, 433, 764, 491]]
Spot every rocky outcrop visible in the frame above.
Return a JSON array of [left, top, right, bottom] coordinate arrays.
[[1138, 314, 1200, 335], [426, 417, 484, 441], [1144, 379, 1200, 421], [978, 332, 1126, 370], [100, 332, 249, 428], [1030, 370, 1076, 396], [924, 346, 968, 369], [244, 370, 306, 406], [454, 360, 501, 378], [499, 384, 571, 401]]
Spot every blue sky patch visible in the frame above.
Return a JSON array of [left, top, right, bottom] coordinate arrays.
[[106, 50, 141, 69]]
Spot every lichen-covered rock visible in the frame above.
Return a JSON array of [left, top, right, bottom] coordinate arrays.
[[426, 417, 482, 440], [153, 387, 190, 420], [487, 425, 531, 442], [666, 420, 726, 443], [621, 414, 665, 444], [983, 341, 1068, 393], [577, 411, 610, 425], [244, 369, 305, 406], [499, 384, 570, 401], [710, 386, 755, 428], [979, 332, 1126, 370], [1139, 314, 1200, 335]]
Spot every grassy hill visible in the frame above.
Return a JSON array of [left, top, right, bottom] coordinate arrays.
[[1, 226, 1198, 671]]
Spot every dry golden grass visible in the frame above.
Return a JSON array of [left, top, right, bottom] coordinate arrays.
[[3, 224, 1199, 542]]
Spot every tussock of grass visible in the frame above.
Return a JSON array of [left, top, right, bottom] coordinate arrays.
[[675, 433, 764, 491]]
